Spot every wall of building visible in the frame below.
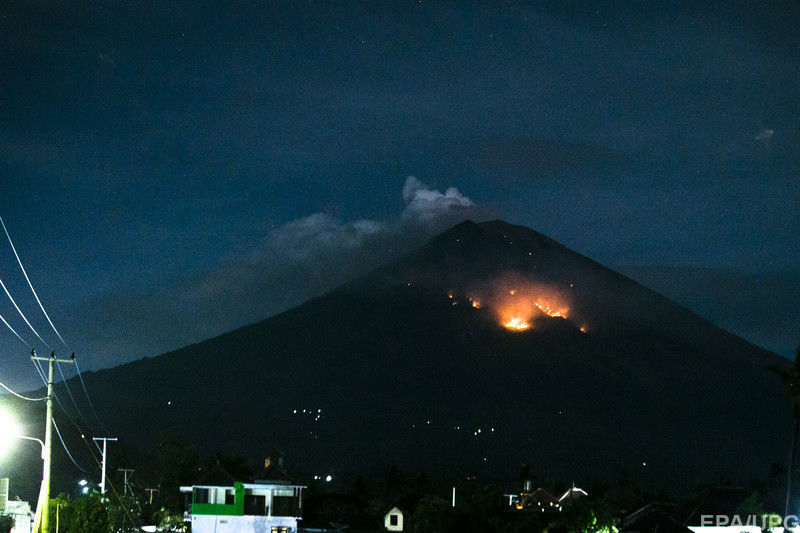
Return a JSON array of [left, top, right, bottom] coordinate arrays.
[[190, 513, 298, 533], [384, 508, 403, 531]]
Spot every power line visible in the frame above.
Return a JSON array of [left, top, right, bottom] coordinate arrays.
[[0, 379, 46, 401], [0, 311, 31, 347], [73, 357, 108, 434], [31, 357, 85, 438], [52, 418, 88, 473], [0, 216, 69, 351], [55, 360, 93, 431], [0, 274, 51, 350], [31, 356, 47, 383], [0, 219, 106, 434], [32, 356, 109, 474], [32, 358, 95, 471]]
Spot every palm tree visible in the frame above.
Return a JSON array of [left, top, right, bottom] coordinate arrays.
[[771, 343, 800, 517]]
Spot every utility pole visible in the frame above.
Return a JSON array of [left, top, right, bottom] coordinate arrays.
[[145, 488, 158, 505], [30, 350, 75, 533], [92, 437, 117, 495], [117, 468, 134, 496]]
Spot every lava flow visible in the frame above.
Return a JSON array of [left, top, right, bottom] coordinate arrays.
[[504, 317, 530, 330]]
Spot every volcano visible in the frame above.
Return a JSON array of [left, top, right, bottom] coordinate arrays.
[[27, 220, 793, 490]]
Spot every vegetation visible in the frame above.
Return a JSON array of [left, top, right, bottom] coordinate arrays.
[[770, 343, 800, 516], [17, 428, 792, 532]]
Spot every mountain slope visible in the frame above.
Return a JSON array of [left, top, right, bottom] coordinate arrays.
[[29, 220, 791, 491]]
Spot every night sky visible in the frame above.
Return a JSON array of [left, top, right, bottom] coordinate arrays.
[[1, 1, 798, 390]]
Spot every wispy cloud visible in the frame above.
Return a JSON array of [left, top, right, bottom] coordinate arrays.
[[78, 177, 486, 367]]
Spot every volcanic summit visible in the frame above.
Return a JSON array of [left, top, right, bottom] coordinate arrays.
[[40, 220, 793, 487]]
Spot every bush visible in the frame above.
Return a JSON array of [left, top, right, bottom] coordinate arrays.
[[0, 514, 15, 533]]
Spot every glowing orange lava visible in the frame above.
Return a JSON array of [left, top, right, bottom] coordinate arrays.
[[467, 274, 578, 332], [504, 317, 530, 330], [534, 302, 568, 318]]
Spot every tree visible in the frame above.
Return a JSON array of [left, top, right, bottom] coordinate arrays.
[[0, 515, 14, 533], [548, 497, 619, 533], [410, 495, 451, 532], [770, 343, 800, 517], [48, 493, 110, 533], [154, 433, 200, 511]]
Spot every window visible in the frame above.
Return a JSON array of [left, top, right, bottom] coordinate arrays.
[[390, 514, 399, 526], [244, 494, 267, 516], [271, 528, 288, 533], [193, 488, 210, 504], [225, 489, 235, 505]]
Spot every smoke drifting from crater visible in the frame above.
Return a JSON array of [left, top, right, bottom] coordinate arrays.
[[80, 177, 488, 368]]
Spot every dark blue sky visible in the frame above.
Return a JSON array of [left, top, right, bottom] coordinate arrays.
[[1, 1, 798, 389]]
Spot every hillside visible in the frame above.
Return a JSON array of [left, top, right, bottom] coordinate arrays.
[[14, 220, 791, 495]]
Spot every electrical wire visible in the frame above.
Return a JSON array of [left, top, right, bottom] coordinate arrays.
[[0, 379, 46, 401], [59, 417, 143, 530], [0, 221, 136, 521], [27, 358, 92, 476], [0, 275, 51, 351], [52, 418, 89, 473], [0, 218, 108, 436], [0, 311, 31, 348], [0, 216, 69, 351], [30, 358, 82, 434], [30, 357, 46, 384], [73, 357, 108, 434], [56, 360, 93, 431]]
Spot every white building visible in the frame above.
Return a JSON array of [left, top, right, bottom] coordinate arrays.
[[179, 478, 305, 533], [558, 485, 588, 506], [0, 478, 32, 533], [383, 506, 404, 531]]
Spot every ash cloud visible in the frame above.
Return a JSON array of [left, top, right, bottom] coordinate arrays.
[[80, 177, 487, 368], [401, 176, 475, 226]]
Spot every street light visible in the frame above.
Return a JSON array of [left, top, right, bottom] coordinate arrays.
[[0, 407, 46, 531], [0, 407, 44, 458]]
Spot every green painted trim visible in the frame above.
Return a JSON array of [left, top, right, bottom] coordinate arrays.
[[191, 482, 245, 516]]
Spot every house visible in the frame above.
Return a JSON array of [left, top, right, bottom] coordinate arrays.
[[620, 503, 692, 533], [522, 488, 562, 513], [674, 486, 782, 533], [504, 480, 563, 513], [558, 485, 588, 506], [383, 506, 404, 531], [180, 464, 305, 533], [0, 478, 32, 533]]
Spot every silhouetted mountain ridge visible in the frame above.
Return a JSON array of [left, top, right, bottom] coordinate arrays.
[[17, 220, 790, 493]]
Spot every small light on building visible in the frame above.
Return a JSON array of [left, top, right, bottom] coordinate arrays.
[[325, 475, 333, 482]]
